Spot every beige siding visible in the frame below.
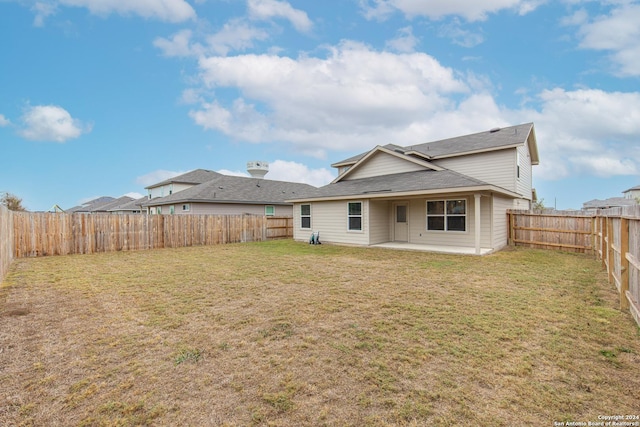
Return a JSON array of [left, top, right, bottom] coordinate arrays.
[[149, 203, 291, 216], [492, 196, 513, 249], [346, 152, 426, 180], [369, 200, 390, 244], [148, 183, 194, 199], [293, 201, 370, 245], [516, 143, 533, 199], [434, 149, 516, 192], [407, 195, 492, 248]]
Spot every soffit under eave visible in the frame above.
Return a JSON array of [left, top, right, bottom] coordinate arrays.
[[287, 185, 521, 203]]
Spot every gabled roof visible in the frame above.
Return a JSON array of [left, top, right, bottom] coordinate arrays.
[[142, 175, 319, 207], [108, 196, 147, 212], [332, 145, 443, 183], [145, 169, 222, 189], [623, 185, 640, 193], [582, 197, 638, 209], [66, 196, 116, 213], [89, 196, 135, 212], [288, 169, 520, 202], [332, 123, 539, 167]]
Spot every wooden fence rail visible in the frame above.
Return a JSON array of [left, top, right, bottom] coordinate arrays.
[[4, 212, 292, 260], [508, 208, 640, 326]]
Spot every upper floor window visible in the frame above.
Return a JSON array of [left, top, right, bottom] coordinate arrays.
[[427, 199, 466, 232]]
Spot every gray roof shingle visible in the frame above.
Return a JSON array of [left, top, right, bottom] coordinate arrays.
[[143, 175, 319, 206], [145, 169, 222, 189], [333, 123, 535, 166], [289, 169, 492, 201]]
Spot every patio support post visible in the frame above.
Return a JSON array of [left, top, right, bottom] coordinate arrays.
[[474, 193, 481, 255]]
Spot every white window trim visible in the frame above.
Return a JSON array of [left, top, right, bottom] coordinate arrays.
[[347, 201, 363, 232], [426, 198, 468, 233], [300, 204, 311, 229], [182, 204, 190, 212]]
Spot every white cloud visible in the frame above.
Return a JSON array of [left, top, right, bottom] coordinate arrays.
[[0, 114, 10, 127], [31, 0, 196, 24], [516, 88, 640, 180], [122, 192, 145, 199], [32, 1, 58, 27], [154, 29, 204, 57], [266, 160, 335, 187], [154, 20, 270, 58], [438, 18, 484, 47], [571, 3, 640, 76], [206, 18, 270, 56], [247, 0, 313, 32], [359, 0, 543, 22], [135, 170, 185, 187], [385, 26, 419, 53], [18, 105, 91, 142], [189, 41, 470, 157]]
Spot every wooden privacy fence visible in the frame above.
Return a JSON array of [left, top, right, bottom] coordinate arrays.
[[9, 212, 293, 258], [507, 210, 595, 253], [594, 206, 640, 327], [0, 205, 13, 284], [508, 208, 640, 327]]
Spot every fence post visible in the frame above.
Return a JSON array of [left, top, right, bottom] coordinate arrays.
[[607, 217, 614, 285], [600, 216, 607, 268], [620, 217, 630, 311]]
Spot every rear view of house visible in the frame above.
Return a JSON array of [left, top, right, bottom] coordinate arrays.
[[288, 123, 539, 255]]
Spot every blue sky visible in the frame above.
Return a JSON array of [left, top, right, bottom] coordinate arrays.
[[1, 0, 639, 211]]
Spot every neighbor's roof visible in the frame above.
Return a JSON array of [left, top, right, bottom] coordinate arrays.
[[142, 175, 319, 207], [66, 196, 116, 213], [332, 123, 538, 167], [287, 169, 520, 202], [108, 196, 147, 212], [88, 196, 135, 212], [145, 169, 222, 189], [623, 185, 640, 193], [582, 197, 638, 209]]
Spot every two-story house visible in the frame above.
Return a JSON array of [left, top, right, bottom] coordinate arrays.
[[288, 123, 539, 255]]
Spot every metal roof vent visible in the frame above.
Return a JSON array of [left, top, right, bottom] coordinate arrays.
[[490, 127, 501, 133], [247, 161, 269, 178]]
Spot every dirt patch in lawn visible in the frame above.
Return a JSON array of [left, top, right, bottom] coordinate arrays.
[[1, 241, 639, 426]]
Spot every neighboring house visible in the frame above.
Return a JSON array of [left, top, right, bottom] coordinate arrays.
[[142, 168, 317, 216], [108, 196, 147, 214], [66, 196, 116, 213], [583, 197, 638, 211], [623, 185, 640, 201], [288, 123, 540, 255], [145, 169, 222, 199]]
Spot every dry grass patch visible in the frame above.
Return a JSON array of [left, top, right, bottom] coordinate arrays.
[[1, 241, 639, 426]]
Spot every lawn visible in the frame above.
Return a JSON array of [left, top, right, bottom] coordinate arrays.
[[1, 241, 639, 426]]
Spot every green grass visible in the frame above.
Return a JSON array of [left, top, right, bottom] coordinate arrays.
[[1, 240, 639, 426]]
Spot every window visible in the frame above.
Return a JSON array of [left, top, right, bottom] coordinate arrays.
[[169, 205, 175, 215], [157, 206, 162, 214], [517, 152, 521, 179], [265, 205, 275, 216], [348, 202, 362, 231], [301, 204, 311, 229], [182, 204, 190, 212], [427, 199, 466, 232]]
